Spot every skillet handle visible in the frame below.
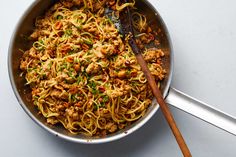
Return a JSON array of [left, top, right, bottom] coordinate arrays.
[[165, 87, 236, 136]]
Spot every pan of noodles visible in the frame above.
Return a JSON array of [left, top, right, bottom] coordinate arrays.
[[8, 0, 236, 143]]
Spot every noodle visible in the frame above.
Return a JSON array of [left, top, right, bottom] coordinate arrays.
[[19, 0, 166, 136]]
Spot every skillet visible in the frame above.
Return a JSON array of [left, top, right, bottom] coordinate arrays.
[[8, 0, 236, 143]]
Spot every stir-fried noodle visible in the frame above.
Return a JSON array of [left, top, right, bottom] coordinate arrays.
[[20, 0, 166, 136]]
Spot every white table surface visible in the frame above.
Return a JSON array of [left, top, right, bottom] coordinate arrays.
[[1, 0, 236, 156]]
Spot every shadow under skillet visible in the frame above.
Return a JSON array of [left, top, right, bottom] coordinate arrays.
[[44, 109, 176, 157]]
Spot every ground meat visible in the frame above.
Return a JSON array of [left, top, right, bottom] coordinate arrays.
[[105, 122, 118, 133], [117, 70, 126, 78], [50, 89, 68, 100], [61, 0, 74, 8], [65, 106, 75, 117], [47, 117, 59, 125], [30, 30, 40, 40], [144, 48, 165, 63], [68, 86, 79, 94], [86, 62, 100, 74], [20, 60, 28, 71]]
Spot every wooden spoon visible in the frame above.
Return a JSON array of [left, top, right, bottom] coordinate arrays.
[[120, 2, 192, 157]]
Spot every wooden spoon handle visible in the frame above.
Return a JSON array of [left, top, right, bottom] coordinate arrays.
[[135, 53, 192, 157], [123, 5, 191, 155]]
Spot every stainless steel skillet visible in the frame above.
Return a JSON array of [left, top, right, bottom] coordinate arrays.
[[8, 0, 236, 144]]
